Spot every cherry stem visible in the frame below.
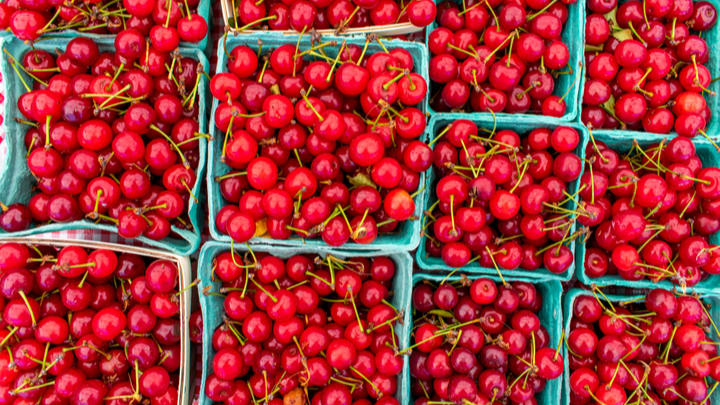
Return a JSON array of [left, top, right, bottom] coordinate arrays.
[[336, 204, 354, 234], [77, 270, 89, 288], [181, 178, 199, 203], [484, 0, 500, 27], [484, 246, 508, 286], [13, 380, 55, 395], [449, 195, 456, 233], [382, 71, 405, 91], [484, 30, 517, 64], [150, 124, 189, 168], [347, 290, 365, 332], [300, 87, 324, 121], [325, 41, 345, 83], [458, 0, 482, 15], [446, 43, 479, 60], [285, 225, 309, 236], [703, 381, 720, 404], [357, 37, 371, 65], [225, 321, 247, 345], [699, 130, 720, 152], [4, 53, 33, 92], [250, 277, 277, 303], [183, 70, 203, 108], [257, 58, 270, 83], [220, 115, 236, 162], [375, 36, 390, 54], [477, 86, 498, 104], [165, 0, 173, 27], [106, 63, 125, 91], [0, 326, 18, 349], [7, 50, 50, 88], [380, 101, 408, 122], [176, 279, 199, 296], [17, 291, 36, 326], [43, 115, 52, 148], [348, 365, 380, 393], [627, 21, 647, 45], [634, 67, 653, 93], [236, 14, 277, 32], [510, 159, 531, 194], [429, 125, 451, 147], [559, 68, 581, 102], [337, 5, 360, 32], [176, 133, 210, 148]]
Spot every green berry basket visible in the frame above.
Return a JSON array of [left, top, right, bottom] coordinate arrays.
[[562, 288, 720, 405], [0, 36, 208, 256], [580, 0, 720, 143], [423, 0, 585, 123], [197, 240, 412, 405], [575, 132, 720, 292], [408, 273, 563, 405], [207, 33, 431, 251], [415, 114, 588, 282], [42, 0, 212, 52]]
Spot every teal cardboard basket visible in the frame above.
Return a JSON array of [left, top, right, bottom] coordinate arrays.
[[197, 241, 412, 405], [0, 36, 208, 256], [575, 133, 720, 292], [580, 0, 720, 142], [563, 288, 720, 405], [424, 0, 585, 123], [415, 114, 588, 281], [42, 0, 212, 52], [207, 33, 431, 251], [409, 273, 563, 405]]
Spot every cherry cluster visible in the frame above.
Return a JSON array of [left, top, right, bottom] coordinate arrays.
[[2, 0, 207, 45], [568, 289, 720, 404], [0, 242, 186, 405], [410, 278, 563, 404], [204, 251, 404, 405], [226, 0, 436, 32], [4, 36, 203, 240], [582, 0, 717, 134], [581, 136, 720, 288], [427, 0, 576, 115], [423, 120, 582, 273], [212, 38, 430, 246]]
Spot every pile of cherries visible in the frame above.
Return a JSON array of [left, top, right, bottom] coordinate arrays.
[[410, 277, 563, 404], [0, 242, 185, 405], [225, 0, 436, 32], [423, 119, 582, 274], [3, 0, 207, 45], [582, 0, 717, 134], [568, 288, 720, 404], [3, 36, 203, 240], [212, 38, 430, 246], [581, 136, 720, 288], [427, 0, 576, 115], [204, 251, 404, 405]]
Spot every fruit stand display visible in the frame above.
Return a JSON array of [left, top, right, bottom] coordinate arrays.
[[0, 0, 719, 403]]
